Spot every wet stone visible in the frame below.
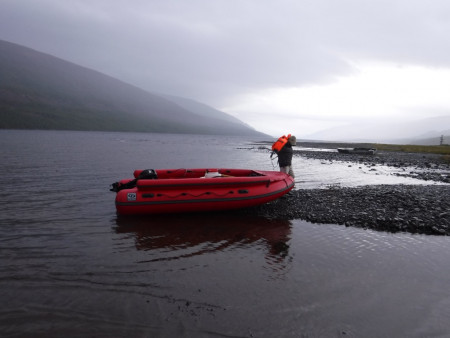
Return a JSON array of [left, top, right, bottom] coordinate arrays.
[[240, 184, 450, 236]]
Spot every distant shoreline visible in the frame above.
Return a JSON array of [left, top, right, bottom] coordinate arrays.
[[258, 140, 450, 155]]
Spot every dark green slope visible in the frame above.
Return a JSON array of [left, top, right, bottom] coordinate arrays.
[[0, 40, 266, 136]]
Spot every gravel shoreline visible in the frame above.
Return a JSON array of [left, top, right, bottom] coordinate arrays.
[[250, 185, 450, 236], [247, 142, 450, 235]]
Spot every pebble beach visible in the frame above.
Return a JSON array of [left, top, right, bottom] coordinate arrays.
[[247, 142, 450, 235]]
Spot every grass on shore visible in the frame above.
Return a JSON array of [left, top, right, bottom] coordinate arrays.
[[372, 143, 450, 155]]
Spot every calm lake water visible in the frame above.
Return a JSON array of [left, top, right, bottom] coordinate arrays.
[[1, 129, 450, 337]]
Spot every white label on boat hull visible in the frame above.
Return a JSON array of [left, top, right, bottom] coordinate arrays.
[[127, 193, 137, 201]]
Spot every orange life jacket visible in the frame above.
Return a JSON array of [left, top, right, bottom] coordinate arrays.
[[272, 134, 291, 153]]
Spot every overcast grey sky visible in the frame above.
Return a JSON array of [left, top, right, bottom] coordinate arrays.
[[1, 0, 450, 139]]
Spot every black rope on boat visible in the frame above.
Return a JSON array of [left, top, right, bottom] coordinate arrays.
[[155, 191, 235, 199]]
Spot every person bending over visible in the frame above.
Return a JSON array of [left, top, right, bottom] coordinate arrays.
[[277, 135, 296, 178]]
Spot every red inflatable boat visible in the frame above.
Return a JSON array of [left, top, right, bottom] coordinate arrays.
[[111, 168, 295, 215]]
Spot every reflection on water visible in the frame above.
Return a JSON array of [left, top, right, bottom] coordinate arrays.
[[292, 153, 448, 189], [115, 212, 292, 278]]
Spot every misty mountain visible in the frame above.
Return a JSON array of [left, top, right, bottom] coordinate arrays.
[[305, 116, 450, 145], [0, 40, 266, 136], [162, 94, 250, 126]]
